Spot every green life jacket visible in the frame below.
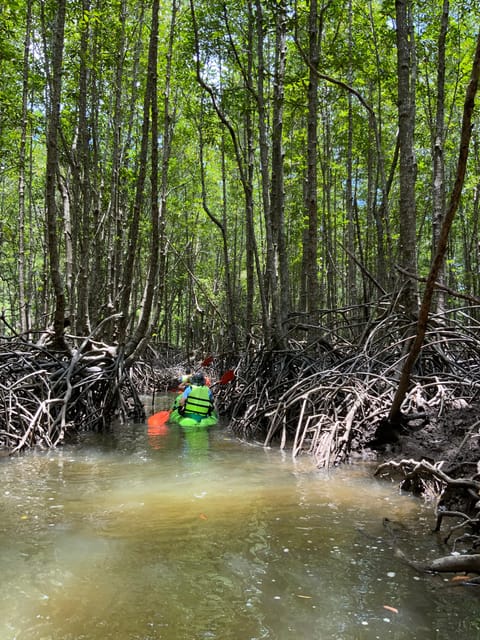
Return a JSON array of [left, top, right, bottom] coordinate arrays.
[[184, 384, 212, 416]]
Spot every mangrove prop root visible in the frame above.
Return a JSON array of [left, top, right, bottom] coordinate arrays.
[[0, 330, 144, 454], [225, 305, 480, 467]]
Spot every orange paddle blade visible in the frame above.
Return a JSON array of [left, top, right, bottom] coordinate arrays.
[[219, 369, 235, 384], [202, 355, 214, 366], [147, 410, 171, 427]]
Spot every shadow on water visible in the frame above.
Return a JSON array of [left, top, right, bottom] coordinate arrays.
[[1, 401, 480, 639]]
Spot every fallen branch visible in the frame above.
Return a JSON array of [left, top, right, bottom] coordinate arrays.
[[396, 547, 480, 575]]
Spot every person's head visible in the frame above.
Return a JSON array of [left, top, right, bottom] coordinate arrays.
[[191, 372, 205, 386]]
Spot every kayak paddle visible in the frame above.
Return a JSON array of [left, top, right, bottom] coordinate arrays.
[[218, 369, 235, 384], [147, 410, 171, 427]]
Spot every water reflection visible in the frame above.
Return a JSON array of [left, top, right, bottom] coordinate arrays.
[[0, 417, 479, 639], [147, 420, 212, 459], [182, 425, 211, 458], [147, 421, 169, 449]]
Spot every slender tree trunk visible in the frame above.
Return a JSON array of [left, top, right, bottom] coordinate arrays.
[[124, 0, 160, 360], [319, 108, 336, 310], [302, 0, 321, 323], [148, 0, 178, 343], [432, 0, 449, 315], [45, 0, 68, 351], [75, 0, 92, 336], [268, 0, 289, 349], [254, 0, 271, 341], [388, 31, 480, 424], [100, 0, 127, 343], [367, 0, 391, 290], [395, 0, 418, 317], [190, 3, 236, 352], [117, 11, 153, 346], [18, 0, 33, 334], [58, 175, 72, 307], [244, 0, 256, 338], [345, 0, 356, 307], [108, 4, 145, 342], [196, 120, 237, 350]]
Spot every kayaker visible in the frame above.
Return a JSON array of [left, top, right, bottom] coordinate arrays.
[[177, 369, 211, 390], [178, 372, 214, 417]]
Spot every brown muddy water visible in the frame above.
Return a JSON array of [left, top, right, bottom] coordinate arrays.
[[1, 398, 479, 639]]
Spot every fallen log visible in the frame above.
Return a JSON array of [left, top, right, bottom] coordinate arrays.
[[396, 547, 480, 574], [425, 553, 480, 573]]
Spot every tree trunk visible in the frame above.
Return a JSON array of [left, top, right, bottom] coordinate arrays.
[[124, 0, 161, 361], [45, 0, 68, 352], [75, 0, 92, 336], [345, 0, 356, 308], [102, 0, 127, 342], [395, 0, 418, 318], [268, 0, 289, 349], [254, 0, 271, 342], [431, 0, 449, 315], [301, 0, 321, 322], [117, 10, 153, 347], [18, 0, 33, 334], [148, 0, 178, 347], [244, 0, 256, 339]]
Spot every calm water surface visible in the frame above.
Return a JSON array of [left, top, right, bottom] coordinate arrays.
[[1, 400, 479, 639]]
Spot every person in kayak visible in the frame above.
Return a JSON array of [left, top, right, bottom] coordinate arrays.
[[177, 369, 211, 391], [178, 372, 214, 417]]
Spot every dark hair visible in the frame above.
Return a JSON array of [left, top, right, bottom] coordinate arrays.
[[191, 373, 205, 385]]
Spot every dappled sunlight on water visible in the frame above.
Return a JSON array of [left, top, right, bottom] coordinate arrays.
[[1, 413, 479, 639]]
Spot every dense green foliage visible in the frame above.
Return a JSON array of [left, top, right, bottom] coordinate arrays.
[[0, 0, 478, 356]]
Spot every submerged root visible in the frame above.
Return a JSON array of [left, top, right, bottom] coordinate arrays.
[[376, 457, 480, 572]]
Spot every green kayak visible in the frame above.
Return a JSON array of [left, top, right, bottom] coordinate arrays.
[[168, 408, 218, 428], [168, 394, 218, 428]]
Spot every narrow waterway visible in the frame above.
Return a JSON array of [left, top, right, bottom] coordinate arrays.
[[1, 401, 479, 639]]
